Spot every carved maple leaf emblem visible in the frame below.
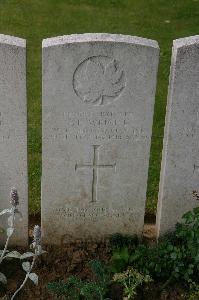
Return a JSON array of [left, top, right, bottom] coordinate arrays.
[[74, 57, 125, 105]]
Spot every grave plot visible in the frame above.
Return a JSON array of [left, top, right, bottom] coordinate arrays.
[[42, 33, 159, 244], [0, 34, 28, 246], [157, 36, 199, 236]]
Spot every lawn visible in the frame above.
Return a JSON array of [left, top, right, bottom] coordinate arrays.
[[0, 0, 198, 214]]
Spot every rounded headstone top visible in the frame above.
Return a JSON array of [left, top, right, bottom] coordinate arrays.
[[42, 33, 159, 49], [0, 34, 26, 48], [173, 35, 199, 49]]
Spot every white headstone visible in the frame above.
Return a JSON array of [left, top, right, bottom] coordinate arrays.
[[0, 35, 28, 246], [157, 36, 199, 236], [42, 33, 159, 244]]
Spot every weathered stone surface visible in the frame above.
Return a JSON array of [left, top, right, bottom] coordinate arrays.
[[42, 33, 159, 244], [0, 35, 28, 246], [156, 36, 199, 236]]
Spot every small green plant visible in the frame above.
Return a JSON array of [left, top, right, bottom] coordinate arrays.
[[113, 267, 152, 299], [187, 280, 199, 300], [111, 205, 199, 288], [88, 259, 111, 289], [111, 246, 132, 273], [48, 276, 83, 300], [48, 259, 111, 300], [0, 188, 45, 299], [109, 234, 138, 273]]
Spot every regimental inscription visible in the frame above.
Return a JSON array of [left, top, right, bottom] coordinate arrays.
[[75, 145, 116, 202], [49, 111, 148, 142], [73, 56, 126, 105]]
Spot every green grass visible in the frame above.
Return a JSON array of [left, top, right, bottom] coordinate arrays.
[[0, 0, 198, 214]]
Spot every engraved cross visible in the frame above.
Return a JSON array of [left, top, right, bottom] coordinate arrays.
[[75, 145, 116, 203]]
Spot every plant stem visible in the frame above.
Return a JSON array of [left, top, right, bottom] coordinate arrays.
[[0, 209, 14, 264], [160, 275, 173, 291], [11, 255, 36, 300], [0, 236, 9, 264]]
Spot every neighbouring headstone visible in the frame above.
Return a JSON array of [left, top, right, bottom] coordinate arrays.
[[156, 36, 199, 236], [42, 33, 159, 244], [0, 35, 28, 246]]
